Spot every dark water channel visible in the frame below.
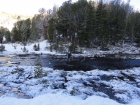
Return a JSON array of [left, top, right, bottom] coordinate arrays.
[[40, 55, 140, 71], [4, 54, 140, 71]]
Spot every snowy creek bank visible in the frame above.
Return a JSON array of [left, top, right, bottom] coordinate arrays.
[[0, 66, 140, 104], [1, 54, 140, 104], [1, 54, 140, 70]]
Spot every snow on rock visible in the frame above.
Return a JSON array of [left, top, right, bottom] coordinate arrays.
[[0, 66, 140, 104]]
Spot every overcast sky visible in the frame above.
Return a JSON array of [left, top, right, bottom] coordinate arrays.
[[0, 0, 139, 15], [0, 0, 77, 15]]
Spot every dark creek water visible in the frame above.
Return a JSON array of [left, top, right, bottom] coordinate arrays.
[[2, 54, 140, 70], [41, 56, 140, 70]]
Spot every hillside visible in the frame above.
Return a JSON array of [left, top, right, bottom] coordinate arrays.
[[0, 11, 33, 31]]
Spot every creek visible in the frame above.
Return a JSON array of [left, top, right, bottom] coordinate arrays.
[[1, 54, 140, 71]]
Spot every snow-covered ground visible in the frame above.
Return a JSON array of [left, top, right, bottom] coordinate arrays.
[[1, 93, 139, 105], [0, 66, 140, 105], [1, 93, 140, 105], [0, 40, 140, 105], [1, 40, 55, 55], [1, 40, 140, 57]]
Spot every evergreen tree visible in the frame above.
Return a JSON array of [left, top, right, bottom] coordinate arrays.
[[21, 18, 31, 45], [127, 12, 135, 43], [48, 18, 56, 42], [11, 18, 31, 44], [57, 0, 73, 42], [47, 0, 140, 48], [4, 29, 11, 42], [0, 27, 11, 43], [133, 12, 140, 45], [30, 14, 42, 41], [85, 1, 96, 47], [11, 21, 22, 42], [96, 0, 109, 49]]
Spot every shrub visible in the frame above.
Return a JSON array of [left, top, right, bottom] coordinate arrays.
[[23, 46, 28, 52], [34, 60, 43, 78], [33, 43, 40, 51], [0, 45, 5, 52], [42, 79, 47, 84], [70, 88, 80, 96]]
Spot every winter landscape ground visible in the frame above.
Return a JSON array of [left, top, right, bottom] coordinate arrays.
[[0, 40, 140, 105]]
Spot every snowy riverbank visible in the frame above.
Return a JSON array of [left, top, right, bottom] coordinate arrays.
[[0, 66, 140, 105], [1, 40, 140, 58], [1, 40, 140, 105]]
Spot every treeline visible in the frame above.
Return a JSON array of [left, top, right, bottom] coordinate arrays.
[[1, 0, 140, 52], [0, 27, 11, 43], [48, 0, 140, 51], [0, 14, 46, 45], [11, 14, 46, 45]]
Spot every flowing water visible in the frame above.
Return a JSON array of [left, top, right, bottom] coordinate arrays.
[[1, 54, 140, 71]]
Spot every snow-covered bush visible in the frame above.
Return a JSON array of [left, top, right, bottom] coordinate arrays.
[[70, 88, 80, 96], [22, 46, 28, 52], [33, 43, 40, 51], [42, 79, 48, 84], [34, 60, 43, 78], [11, 67, 24, 74], [0, 44, 5, 52], [49, 42, 67, 53]]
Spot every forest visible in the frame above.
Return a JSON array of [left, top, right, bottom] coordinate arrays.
[[0, 0, 140, 52]]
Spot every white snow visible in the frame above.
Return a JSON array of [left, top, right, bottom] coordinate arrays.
[[0, 40, 140, 105], [2, 40, 57, 55], [1, 40, 140, 57], [0, 93, 140, 105], [0, 66, 140, 105], [0, 93, 138, 105]]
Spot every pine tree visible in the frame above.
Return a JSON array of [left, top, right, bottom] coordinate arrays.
[[30, 14, 42, 41], [48, 18, 56, 42], [133, 12, 140, 45], [0, 27, 11, 43], [12, 21, 22, 42], [85, 1, 96, 47], [96, 0, 109, 49]]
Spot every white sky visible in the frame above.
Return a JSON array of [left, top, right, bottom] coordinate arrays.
[[0, 0, 77, 15], [129, 0, 140, 10], [0, 0, 139, 15]]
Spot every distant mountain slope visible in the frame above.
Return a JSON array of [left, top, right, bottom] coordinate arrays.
[[0, 11, 33, 31]]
